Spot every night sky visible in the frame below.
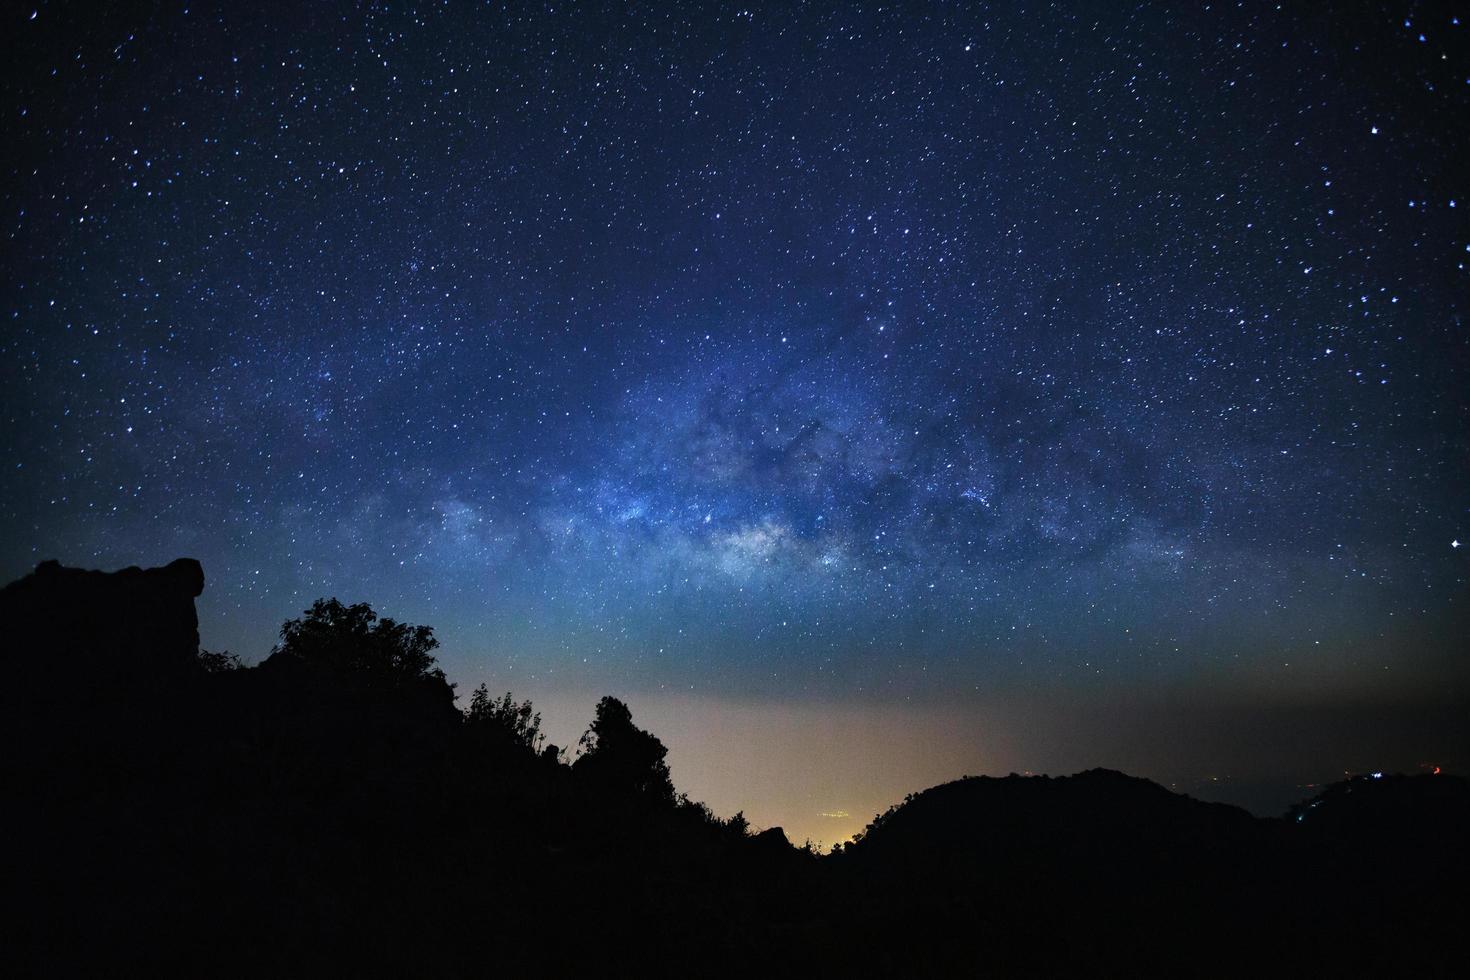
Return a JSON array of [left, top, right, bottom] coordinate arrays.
[[4, 1, 1467, 847]]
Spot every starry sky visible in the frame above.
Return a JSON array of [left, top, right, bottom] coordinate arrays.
[[3, 1, 1467, 846]]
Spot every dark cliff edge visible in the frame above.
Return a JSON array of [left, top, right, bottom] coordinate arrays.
[[5, 559, 1466, 978]]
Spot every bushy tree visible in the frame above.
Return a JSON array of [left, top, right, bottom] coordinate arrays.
[[573, 696, 674, 803], [275, 598, 449, 689]]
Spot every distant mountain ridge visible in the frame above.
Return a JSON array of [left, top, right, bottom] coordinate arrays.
[[844, 767, 1271, 873]]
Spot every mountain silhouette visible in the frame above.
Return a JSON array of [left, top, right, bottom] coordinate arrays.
[[5, 559, 1466, 977]]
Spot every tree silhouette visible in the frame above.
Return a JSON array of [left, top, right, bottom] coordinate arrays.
[[274, 598, 449, 691], [573, 695, 675, 803]]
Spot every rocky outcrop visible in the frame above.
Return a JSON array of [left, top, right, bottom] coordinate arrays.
[[1, 557, 205, 695]]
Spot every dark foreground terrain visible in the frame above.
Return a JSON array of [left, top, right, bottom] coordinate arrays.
[[5, 560, 1466, 977]]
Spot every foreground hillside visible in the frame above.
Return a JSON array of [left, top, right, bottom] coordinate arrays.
[[5, 559, 1466, 977]]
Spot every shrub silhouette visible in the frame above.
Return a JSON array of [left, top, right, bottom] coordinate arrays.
[[465, 684, 545, 756], [197, 648, 243, 672]]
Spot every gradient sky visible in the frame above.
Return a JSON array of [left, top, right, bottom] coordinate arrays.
[[3, 1, 1467, 847]]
